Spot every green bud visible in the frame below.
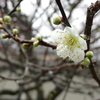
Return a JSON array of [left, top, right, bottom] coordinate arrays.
[[31, 37, 36, 41], [22, 43, 30, 50], [16, 7, 21, 12], [0, 18, 3, 24], [80, 34, 87, 40], [81, 58, 90, 67], [33, 41, 39, 47], [36, 36, 42, 41], [0, 24, 3, 29], [86, 51, 93, 58], [53, 16, 62, 25], [1, 33, 9, 39], [3, 15, 11, 24], [12, 29, 19, 35]]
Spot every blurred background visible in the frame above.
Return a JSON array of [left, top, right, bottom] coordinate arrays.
[[0, 0, 100, 100]]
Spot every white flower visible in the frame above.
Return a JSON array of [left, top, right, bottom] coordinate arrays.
[[50, 27, 87, 63]]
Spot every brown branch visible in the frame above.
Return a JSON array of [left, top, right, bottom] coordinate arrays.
[[84, 1, 100, 51], [40, 40, 56, 49], [84, 1, 100, 86], [3, 28, 56, 49], [89, 59, 100, 87]]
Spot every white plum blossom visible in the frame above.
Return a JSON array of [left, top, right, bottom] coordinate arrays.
[[50, 27, 87, 63]]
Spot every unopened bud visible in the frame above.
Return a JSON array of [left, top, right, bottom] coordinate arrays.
[[31, 37, 36, 42], [1, 33, 9, 39], [12, 29, 18, 35], [86, 51, 93, 58], [33, 41, 39, 47], [22, 43, 30, 50], [16, 7, 21, 12], [36, 36, 42, 41], [0, 18, 3, 24], [0, 24, 3, 29], [80, 34, 87, 40], [3, 15, 11, 24], [81, 58, 90, 67], [53, 16, 62, 25]]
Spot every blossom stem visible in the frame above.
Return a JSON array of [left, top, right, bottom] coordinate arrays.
[[55, 0, 71, 27]]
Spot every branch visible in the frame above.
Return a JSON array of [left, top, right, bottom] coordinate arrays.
[[84, 1, 100, 86], [89, 59, 100, 86], [84, 1, 100, 51], [3, 28, 57, 49]]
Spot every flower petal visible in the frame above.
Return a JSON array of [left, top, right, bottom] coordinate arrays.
[[68, 48, 85, 63], [56, 44, 68, 59], [50, 29, 65, 44], [64, 27, 78, 36], [78, 37, 87, 50]]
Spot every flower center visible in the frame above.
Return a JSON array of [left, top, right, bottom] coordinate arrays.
[[64, 33, 80, 48]]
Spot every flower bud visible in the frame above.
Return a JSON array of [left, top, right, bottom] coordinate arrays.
[[81, 58, 90, 67], [12, 29, 19, 35], [53, 16, 62, 25], [22, 43, 30, 50], [1, 33, 9, 39], [80, 34, 87, 40], [0, 24, 3, 29], [3, 15, 11, 24], [16, 7, 21, 12], [33, 41, 39, 47], [86, 51, 93, 58], [31, 37, 36, 41], [0, 18, 3, 24], [36, 36, 42, 41]]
